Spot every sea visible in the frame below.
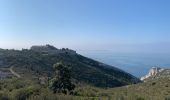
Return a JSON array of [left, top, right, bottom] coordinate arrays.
[[78, 51, 170, 78]]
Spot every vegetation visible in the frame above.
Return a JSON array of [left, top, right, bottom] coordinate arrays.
[[0, 77, 169, 100], [49, 63, 75, 94], [1, 45, 169, 100], [0, 45, 140, 87]]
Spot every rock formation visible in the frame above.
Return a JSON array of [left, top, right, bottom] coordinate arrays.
[[141, 67, 164, 81]]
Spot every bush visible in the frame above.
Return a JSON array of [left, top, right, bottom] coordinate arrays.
[[136, 97, 145, 100], [0, 93, 9, 100], [12, 86, 40, 100], [165, 96, 170, 100], [13, 89, 30, 100], [151, 82, 156, 86]]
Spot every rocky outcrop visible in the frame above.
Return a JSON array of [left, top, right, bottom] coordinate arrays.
[[141, 67, 164, 81]]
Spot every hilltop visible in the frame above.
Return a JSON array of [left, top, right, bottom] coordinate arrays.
[[0, 45, 140, 87]]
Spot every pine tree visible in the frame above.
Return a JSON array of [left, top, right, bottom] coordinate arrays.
[[49, 63, 75, 94]]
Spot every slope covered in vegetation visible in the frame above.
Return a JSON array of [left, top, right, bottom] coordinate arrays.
[[0, 77, 170, 100], [0, 45, 140, 87]]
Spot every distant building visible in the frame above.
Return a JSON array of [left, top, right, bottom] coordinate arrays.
[[30, 44, 76, 55]]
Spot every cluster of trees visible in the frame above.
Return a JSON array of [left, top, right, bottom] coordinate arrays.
[[0, 62, 76, 100]]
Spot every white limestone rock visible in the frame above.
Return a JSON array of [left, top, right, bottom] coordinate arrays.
[[140, 67, 164, 81]]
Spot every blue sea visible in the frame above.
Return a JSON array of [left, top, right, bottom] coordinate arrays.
[[78, 51, 170, 78]]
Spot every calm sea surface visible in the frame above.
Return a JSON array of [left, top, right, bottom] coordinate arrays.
[[78, 51, 170, 78]]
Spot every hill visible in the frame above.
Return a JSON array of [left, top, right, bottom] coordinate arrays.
[[0, 45, 140, 87], [73, 67, 170, 100], [141, 67, 170, 82], [0, 46, 169, 100]]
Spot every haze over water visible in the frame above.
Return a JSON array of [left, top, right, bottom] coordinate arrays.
[[78, 51, 170, 77]]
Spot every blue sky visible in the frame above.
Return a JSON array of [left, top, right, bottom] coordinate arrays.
[[0, 0, 170, 53]]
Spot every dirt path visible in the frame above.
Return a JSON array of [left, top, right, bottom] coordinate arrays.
[[9, 66, 21, 78]]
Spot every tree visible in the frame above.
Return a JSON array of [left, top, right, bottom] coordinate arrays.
[[49, 63, 75, 94]]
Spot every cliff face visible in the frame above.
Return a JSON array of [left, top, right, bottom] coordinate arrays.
[[141, 67, 164, 81]]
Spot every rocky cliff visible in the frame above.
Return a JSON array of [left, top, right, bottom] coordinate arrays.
[[141, 67, 164, 81]]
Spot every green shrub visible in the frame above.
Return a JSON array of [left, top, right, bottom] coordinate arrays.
[[136, 97, 145, 100], [151, 82, 156, 86], [12, 86, 40, 100], [13, 89, 30, 100], [0, 93, 9, 100], [165, 96, 170, 100]]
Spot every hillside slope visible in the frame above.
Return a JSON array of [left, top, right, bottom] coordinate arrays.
[[0, 45, 140, 87], [100, 78, 170, 100]]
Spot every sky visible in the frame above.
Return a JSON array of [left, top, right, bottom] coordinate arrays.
[[0, 0, 170, 53]]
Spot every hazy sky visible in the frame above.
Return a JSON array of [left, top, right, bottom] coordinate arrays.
[[0, 0, 170, 53]]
